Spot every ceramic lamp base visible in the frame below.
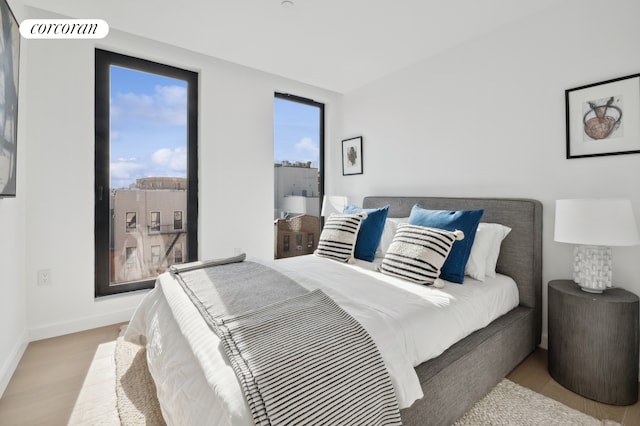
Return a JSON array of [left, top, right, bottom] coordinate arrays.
[[573, 245, 612, 293]]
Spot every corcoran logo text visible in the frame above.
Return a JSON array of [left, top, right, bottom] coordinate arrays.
[[20, 19, 109, 39]]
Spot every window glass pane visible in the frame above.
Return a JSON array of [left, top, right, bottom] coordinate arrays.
[[273, 95, 323, 259], [151, 245, 161, 266], [109, 66, 188, 285], [125, 212, 136, 232], [174, 242, 183, 264], [125, 247, 136, 266]]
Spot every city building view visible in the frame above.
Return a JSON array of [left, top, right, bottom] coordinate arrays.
[[110, 177, 187, 283], [273, 161, 321, 259], [273, 96, 323, 260]]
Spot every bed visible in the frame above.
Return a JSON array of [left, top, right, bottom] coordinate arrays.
[[366, 197, 542, 425], [125, 196, 542, 425]]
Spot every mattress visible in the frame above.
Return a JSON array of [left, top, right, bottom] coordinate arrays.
[[125, 255, 519, 425]]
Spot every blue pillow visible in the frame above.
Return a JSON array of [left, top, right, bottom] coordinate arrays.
[[343, 204, 389, 262], [408, 205, 484, 283]]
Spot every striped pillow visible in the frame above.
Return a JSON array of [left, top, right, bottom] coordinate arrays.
[[378, 223, 464, 286], [315, 212, 368, 263]]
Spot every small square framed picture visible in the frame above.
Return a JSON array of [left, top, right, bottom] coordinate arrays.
[[342, 136, 363, 176]]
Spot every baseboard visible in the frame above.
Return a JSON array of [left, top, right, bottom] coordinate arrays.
[[28, 308, 135, 342], [0, 329, 29, 398]]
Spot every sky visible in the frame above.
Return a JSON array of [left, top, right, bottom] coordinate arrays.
[[109, 67, 320, 189], [109, 65, 188, 189], [273, 97, 320, 168]]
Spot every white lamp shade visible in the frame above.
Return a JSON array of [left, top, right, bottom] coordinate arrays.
[[554, 198, 640, 246], [321, 195, 348, 217]]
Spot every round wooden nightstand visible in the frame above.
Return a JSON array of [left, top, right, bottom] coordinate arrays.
[[548, 279, 639, 405]]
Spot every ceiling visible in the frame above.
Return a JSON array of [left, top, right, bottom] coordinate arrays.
[[18, 0, 557, 93]]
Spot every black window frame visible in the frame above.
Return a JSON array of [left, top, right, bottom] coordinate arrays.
[[274, 92, 325, 233], [95, 49, 198, 297]]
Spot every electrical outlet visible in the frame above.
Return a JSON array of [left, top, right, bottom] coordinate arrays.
[[37, 269, 52, 286]]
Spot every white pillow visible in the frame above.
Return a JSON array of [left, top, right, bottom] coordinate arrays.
[[315, 212, 368, 263], [465, 223, 511, 281], [483, 223, 511, 278], [378, 223, 464, 286], [375, 217, 409, 258]]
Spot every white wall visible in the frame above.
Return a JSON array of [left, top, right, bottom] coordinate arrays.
[[0, 176, 27, 397], [0, 1, 28, 398], [18, 7, 341, 340], [336, 0, 640, 351]]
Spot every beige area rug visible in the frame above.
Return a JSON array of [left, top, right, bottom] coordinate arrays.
[[115, 326, 618, 426], [454, 379, 620, 426], [115, 326, 166, 426]]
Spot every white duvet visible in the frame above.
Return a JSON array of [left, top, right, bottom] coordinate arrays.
[[125, 255, 519, 425]]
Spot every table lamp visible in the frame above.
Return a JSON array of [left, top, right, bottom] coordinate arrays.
[[320, 195, 348, 217], [554, 198, 640, 293]]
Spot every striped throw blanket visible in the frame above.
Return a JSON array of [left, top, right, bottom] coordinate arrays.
[[172, 259, 402, 426]]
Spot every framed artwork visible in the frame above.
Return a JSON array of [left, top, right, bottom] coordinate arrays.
[[0, 0, 19, 197], [565, 73, 640, 159], [342, 136, 363, 176]]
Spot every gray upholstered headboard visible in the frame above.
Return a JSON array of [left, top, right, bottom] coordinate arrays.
[[363, 196, 543, 342]]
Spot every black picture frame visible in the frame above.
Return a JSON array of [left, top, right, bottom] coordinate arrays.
[[565, 73, 640, 159], [0, 0, 19, 197], [342, 136, 363, 176]]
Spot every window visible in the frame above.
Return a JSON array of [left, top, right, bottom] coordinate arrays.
[[125, 247, 137, 267], [151, 245, 161, 266], [95, 49, 198, 297], [307, 233, 314, 249], [150, 212, 160, 232], [174, 243, 183, 264], [125, 212, 136, 232], [273, 93, 324, 259]]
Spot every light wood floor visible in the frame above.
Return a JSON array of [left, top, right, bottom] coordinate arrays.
[[506, 349, 640, 426], [0, 324, 639, 425], [0, 323, 124, 426]]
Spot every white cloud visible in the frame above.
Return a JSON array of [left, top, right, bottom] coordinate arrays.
[[110, 149, 187, 187], [111, 85, 187, 126], [294, 137, 319, 159], [110, 159, 146, 188], [156, 85, 186, 107], [151, 147, 187, 173]]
